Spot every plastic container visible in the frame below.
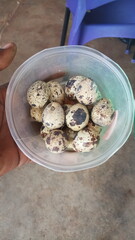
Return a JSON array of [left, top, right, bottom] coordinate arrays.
[[5, 46, 135, 172]]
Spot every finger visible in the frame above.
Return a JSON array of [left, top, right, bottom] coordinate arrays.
[[0, 42, 17, 71]]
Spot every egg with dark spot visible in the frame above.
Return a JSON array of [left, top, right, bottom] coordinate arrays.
[[66, 103, 89, 131]]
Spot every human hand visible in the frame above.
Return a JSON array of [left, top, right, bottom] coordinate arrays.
[[0, 42, 17, 70], [0, 43, 31, 176]]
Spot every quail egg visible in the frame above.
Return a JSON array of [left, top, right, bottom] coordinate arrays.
[[65, 75, 86, 99], [73, 128, 100, 152], [66, 103, 89, 131], [30, 107, 44, 122], [45, 129, 68, 153], [27, 80, 49, 108], [75, 78, 101, 105], [42, 102, 65, 129], [47, 81, 64, 104], [91, 98, 114, 126]]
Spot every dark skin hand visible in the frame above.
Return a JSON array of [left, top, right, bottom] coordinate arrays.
[[0, 43, 31, 176]]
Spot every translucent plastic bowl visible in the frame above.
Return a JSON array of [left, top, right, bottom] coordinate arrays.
[[6, 46, 135, 172]]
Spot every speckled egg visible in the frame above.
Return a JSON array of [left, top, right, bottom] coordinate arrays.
[[91, 98, 114, 126], [27, 80, 50, 108], [30, 107, 44, 122], [65, 75, 86, 99], [40, 125, 50, 139], [73, 128, 100, 152], [47, 81, 65, 104], [66, 103, 89, 131], [42, 102, 65, 129], [75, 78, 101, 105], [45, 129, 68, 153]]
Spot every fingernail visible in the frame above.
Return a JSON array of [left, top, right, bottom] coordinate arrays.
[[2, 43, 13, 49]]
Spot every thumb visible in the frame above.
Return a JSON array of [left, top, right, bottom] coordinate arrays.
[[0, 42, 17, 71]]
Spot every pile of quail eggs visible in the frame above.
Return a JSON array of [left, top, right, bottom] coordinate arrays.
[[27, 76, 114, 153]]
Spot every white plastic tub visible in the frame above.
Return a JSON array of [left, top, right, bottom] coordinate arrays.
[[5, 46, 135, 172]]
